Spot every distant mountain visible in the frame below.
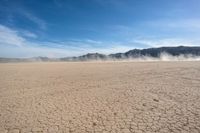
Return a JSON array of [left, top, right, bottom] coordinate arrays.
[[66, 46, 200, 61], [60, 53, 107, 61], [0, 56, 57, 63], [110, 46, 200, 59], [1, 46, 200, 62]]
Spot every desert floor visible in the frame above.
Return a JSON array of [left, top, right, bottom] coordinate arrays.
[[0, 61, 200, 133]]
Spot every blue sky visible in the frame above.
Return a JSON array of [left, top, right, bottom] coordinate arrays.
[[0, 0, 200, 57]]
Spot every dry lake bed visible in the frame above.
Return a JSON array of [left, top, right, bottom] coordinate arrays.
[[0, 61, 200, 133]]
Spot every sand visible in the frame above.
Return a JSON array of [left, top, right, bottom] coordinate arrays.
[[0, 61, 200, 133]]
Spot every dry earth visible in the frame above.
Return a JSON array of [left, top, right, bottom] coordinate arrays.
[[0, 61, 200, 133]]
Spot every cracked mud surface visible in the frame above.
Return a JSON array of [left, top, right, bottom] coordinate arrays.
[[0, 61, 200, 133]]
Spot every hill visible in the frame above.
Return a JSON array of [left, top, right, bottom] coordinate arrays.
[[1, 46, 200, 62]]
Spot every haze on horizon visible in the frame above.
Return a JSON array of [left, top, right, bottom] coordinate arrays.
[[0, 0, 200, 58]]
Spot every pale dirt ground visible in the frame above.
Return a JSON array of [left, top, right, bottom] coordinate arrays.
[[0, 61, 200, 133]]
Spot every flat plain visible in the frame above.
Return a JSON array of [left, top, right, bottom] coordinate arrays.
[[0, 61, 200, 133]]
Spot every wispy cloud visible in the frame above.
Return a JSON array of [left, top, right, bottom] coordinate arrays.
[[53, 0, 63, 7], [133, 38, 200, 48], [0, 1, 47, 30], [1, 24, 199, 58], [94, 0, 126, 8], [0, 25, 26, 46], [146, 18, 200, 31], [0, 24, 136, 57], [22, 12, 47, 30], [20, 30, 38, 39]]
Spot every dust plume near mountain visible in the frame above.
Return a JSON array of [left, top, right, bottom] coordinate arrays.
[[1, 46, 200, 62]]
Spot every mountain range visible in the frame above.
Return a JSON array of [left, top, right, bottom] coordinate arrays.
[[1, 46, 200, 62]]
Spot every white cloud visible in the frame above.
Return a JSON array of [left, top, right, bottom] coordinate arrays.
[[0, 24, 136, 57], [85, 39, 102, 44], [2, 24, 199, 58], [0, 25, 26, 46]]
